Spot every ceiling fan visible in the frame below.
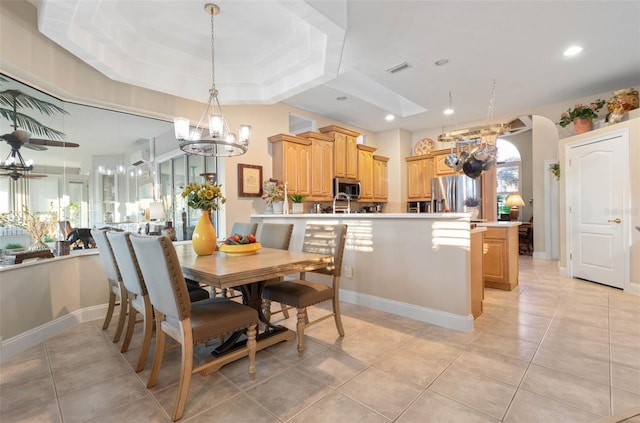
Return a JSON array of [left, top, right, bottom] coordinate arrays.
[[0, 86, 80, 180]]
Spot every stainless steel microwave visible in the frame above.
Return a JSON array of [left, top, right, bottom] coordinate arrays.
[[334, 177, 361, 199]]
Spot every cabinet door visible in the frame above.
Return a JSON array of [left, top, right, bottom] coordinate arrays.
[[422, 158, 434, 198], [407, 160, 423, 199], [358, 149, 374, 200], [407, 157, 433, 200], [373, 158, 388, 201], [311, 139, 333, 200], [333, 132, 347, 177], [283, 142, 311, 196], [434, 153, 456, 176], [483, 238, 507, 282], [346, 135, 358, 179]]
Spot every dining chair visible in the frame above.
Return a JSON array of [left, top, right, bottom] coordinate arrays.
[[259, 223, 294, 318], [262, 223, 347, 356], [230, 222, 258, 236], [91, 229, 127, 343], [106, 231, 154, 372], [130, 234, 258, 422]]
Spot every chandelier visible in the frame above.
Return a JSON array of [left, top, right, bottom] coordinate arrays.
[[174, 3, 251, 157]]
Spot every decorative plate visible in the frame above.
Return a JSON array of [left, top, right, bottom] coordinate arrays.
[[414, 138, 435, 155], [219, 242, 262, 256]]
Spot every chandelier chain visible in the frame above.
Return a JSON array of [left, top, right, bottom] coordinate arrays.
[[485, 79, 497, 123], [209, 9, 216, 94]]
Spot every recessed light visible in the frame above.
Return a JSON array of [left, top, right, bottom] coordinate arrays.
[[563, 46, 583, 57], [443, 108, 454, 116], [385, 114, 395, 121], [435, 59, 449, 66], [336, 96, 348, 101]]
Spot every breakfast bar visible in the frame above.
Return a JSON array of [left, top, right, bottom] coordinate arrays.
[[252, 213, 477, 332]]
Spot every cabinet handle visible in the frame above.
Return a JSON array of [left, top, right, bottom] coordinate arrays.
[[607, 218, 621, 224]]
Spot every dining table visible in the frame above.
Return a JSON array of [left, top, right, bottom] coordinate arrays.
[[173, 243, 331, 373]]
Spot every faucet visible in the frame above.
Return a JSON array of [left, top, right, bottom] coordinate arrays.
[[333, 192, 351, 214]]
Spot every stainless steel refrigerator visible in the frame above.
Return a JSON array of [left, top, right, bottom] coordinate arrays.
[[431, 175, 482, 215]]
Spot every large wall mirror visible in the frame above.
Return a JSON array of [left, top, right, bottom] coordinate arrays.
[[0, 73, 218, 250]]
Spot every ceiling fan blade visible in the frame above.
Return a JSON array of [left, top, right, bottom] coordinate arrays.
[[0, 172, 47, 180], [28, 138, 80, 148], [22, 143, 48, 151]]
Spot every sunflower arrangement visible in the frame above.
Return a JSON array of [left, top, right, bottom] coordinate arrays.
[[181, 182, 226, 211]]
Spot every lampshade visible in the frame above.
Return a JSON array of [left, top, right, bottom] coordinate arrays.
[[149, 201, 164, 221], [505, 193, 525, 207], [173, 3, 251, 157], [505, 193, 525, 221]]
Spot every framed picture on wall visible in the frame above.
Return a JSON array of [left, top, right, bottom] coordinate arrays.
[[238, 164, 263, 197]]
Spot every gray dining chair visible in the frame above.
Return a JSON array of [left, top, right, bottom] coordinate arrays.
[[262, 223, 347, 357], [106, 231, 154, 372], [259, 223, 294, 318], [130, 234, 258, 421], [91, 228, 127, 343], [230, 222, 258, 237]]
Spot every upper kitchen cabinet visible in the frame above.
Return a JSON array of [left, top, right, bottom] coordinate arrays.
[[357, 144, 377, 201], [434, 150, 458, 176], [268, 134, 312, 197], [319, 125, 359, 179], [406, 155, 434, 201], [298, 131, 334, 201], [373, 155, 389, 202]]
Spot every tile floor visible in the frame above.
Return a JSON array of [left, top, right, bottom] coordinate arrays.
[[1, 257, 640, 422]]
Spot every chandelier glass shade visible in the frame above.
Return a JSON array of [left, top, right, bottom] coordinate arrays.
[[174, 3, 251, 157]]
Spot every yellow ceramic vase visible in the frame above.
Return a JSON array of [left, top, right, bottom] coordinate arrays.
[[192, 210, 216, 256]]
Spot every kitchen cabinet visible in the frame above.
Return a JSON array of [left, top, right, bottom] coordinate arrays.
[[299, 131, 334, 201], [268, 134, 311, 197], [373, 155, 389, 202], [479, 223, 519, 290], [357, 144, 376, 201], [470, 227, 486, 318], [406, 155, 433, 201], [319, 125, 359, 179], [434, 151, 457, 176]]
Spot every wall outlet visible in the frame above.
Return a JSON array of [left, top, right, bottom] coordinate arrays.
[[343, 265, 353, 278]]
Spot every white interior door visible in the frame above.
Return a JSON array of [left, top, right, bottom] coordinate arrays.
[[566, 130, 629, 289]]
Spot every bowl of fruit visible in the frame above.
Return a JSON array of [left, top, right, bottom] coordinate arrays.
[[219, 233, 261, 256]]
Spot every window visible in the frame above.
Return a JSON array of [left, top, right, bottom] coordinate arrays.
[[495, 139, 522, 217]]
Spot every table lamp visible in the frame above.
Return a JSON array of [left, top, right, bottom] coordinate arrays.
[[149, 201, 165, 221], [505, 193, 525, 221]]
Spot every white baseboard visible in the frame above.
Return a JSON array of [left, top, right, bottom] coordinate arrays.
[[1, 304, 109, 362], [558, 266, 569, 277], [339, 289, 474, 332]]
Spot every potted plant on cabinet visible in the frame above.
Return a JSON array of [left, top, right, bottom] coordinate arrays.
[[464, 197, 480, 219], [558, 99, 606, 134], [289, 192, 306, 214]]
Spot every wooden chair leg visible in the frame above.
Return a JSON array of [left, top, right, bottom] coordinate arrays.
[[135, 297, 154, 372], [102, 290, 116, 330], [112, 282, 128, 343], [296, 308, 306, 357], [246, 325, 257, 380], [172, 323, 193, 422], [147, 311, 166, 389], [333, 296, 345, 337], [281, 303, 290, 319], [120, 293, 137, 352]]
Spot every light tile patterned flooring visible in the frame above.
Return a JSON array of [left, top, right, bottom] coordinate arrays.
[[2, 257, 640, 422]]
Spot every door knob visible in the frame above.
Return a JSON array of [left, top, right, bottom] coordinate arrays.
[[607, 218, 621, 224]]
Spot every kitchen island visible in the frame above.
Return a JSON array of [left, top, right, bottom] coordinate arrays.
[[252, 213, 476, 332]]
